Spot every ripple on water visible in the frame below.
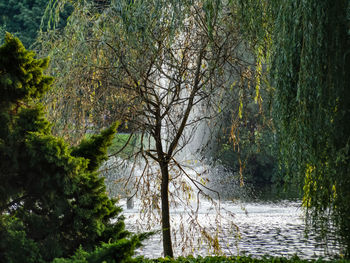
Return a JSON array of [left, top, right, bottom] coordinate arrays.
[[121, 200, 340, 259]]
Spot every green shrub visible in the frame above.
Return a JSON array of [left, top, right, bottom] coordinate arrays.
[[0, 216, 44, 263], [0, 33, 146, 263], [52, 235, 148, 263]]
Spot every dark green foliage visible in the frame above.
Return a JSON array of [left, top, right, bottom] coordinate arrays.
[[0, 0, 73, 48], [0, 34, 144, 263], [0, 0, 49, 47], [0, 33, 54, 207], [270, 0, 350, 256], [212, 132, 278, 186], [0, 216, 45, 263], [233, 0, 350, 256], [210, 124, 294, 200], [207, 82, 287, 198], [53, 235, 146, 263], [234, 0, 272, 51], [0, 32, 53, 106], [71, 122, 119, 172]]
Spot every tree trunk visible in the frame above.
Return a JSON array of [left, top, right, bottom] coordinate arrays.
[[160, 162, 174, 257]]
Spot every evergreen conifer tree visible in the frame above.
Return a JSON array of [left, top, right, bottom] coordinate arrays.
[[0, 33, 144, 263]]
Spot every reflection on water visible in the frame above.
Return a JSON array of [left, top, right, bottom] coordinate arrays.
[[120, 200, 339, 259]]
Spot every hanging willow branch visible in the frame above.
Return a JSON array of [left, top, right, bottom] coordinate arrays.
[[271, 0, 350, 257]]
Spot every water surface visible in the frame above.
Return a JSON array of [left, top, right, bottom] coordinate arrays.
[[120, 199, 339, 259]]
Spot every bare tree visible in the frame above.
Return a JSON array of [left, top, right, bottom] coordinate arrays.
[[38, 0, 251, 256]]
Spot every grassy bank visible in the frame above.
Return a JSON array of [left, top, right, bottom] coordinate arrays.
[[86, 132, 139, 158], [108, 133, 139, 158]]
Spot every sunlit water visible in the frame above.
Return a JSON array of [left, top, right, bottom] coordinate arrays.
[[119, 199, 340, 259], [103, 159, 339, 259]]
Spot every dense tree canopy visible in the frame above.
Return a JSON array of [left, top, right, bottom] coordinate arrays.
[[0, 0, 49, 47], [0, 0, 73, 48]]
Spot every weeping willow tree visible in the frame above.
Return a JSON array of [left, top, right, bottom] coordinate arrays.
[[233, 0, 350, 257], [270, 0, 350, 257], [271, 0, 350, 256]]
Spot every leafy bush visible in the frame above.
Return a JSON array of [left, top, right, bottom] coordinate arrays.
[[52, 235, 148, 263], [0, 216, 44, 263]]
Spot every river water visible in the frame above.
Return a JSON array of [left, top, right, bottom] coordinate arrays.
[[119, 199, 340, 259]]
